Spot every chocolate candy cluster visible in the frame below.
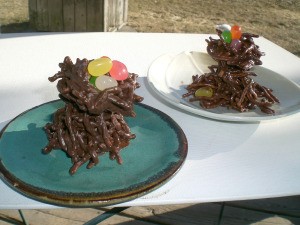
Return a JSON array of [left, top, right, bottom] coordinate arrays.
[[43, 56, 143, 175], [183, 25, 279, 114]]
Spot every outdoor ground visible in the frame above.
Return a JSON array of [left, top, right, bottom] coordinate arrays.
[[129, 0, 300, 56], [0, 0, 299, 56]]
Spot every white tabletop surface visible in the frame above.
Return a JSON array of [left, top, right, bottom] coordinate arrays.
[[0, 32, 300, 209]]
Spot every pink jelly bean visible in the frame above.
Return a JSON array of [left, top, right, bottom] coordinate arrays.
[[110, 60, 129, 81]]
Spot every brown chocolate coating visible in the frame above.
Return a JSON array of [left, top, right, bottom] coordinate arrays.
[[43, 56, 143, 174], [207, 30, 265, 70], [183, 31, 279, 114]]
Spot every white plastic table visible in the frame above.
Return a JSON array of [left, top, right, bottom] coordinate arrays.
[[1, 32, 300, 210]]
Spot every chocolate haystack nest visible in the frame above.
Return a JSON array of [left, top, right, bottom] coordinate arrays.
[[43, 56, 143, 174], [183, 30, 279, 114]]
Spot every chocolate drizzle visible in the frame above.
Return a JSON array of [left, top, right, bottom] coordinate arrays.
[[43, 56, 143, 174], [183, 30, 279, 114]]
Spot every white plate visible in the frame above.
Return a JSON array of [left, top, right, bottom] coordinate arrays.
[[148, 51, 300, 122]]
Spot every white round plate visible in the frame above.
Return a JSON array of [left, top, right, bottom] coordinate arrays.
[[147, 51, 300, 122]]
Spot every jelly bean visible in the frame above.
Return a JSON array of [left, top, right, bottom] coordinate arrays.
[[231, 25, 242, 39], [89, 75, 97, 86], [230, 39, 242, 52], [195, 87, 213, 97], [221, 30, 232, 43], [215, 24, 231, 32], [95, 75, 118, 91], [110, 60, 129, 81], [88, 57, 113, 77]]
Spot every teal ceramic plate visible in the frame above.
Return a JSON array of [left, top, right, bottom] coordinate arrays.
[[0, 100, 187, 207]]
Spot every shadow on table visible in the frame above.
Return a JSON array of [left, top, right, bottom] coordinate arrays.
[[143, 76, 260, 161]]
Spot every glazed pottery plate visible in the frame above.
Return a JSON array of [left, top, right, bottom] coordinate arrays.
[[0, 100, 187, 207], [147, 51, 300, 122]]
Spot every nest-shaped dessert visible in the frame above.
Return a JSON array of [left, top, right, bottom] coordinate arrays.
[[183, 29, 279, 114], [43, 56, 143, 174], [207, 31, 264, 70]]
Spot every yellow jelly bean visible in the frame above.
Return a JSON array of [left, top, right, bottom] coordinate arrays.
[[88, 57, 113, 77], [195, 87, 213, 97]]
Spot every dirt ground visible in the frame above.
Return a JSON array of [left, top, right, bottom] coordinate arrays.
[[128, 0, 300, 56], [0, 0, 299, 56]]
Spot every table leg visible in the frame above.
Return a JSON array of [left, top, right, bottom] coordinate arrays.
[[18, 210, 29, 225], [216, 202, 225, 225], [83, 207, 130, 225]]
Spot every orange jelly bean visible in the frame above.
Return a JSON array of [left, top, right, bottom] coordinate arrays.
[[231, 25, 242, 40]]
